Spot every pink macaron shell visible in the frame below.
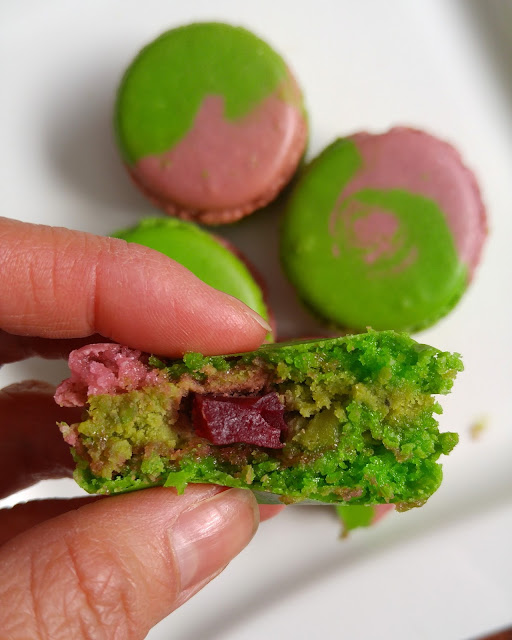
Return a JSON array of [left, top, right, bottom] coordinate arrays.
[[342, 128, 487, 279], [130, 89, 307, 225]]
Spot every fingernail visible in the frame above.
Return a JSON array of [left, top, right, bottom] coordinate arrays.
[[171, 488, 259, 592], [173, 563, 228, 611], [244, 306, 273, 333], [225, 294, 273, 333]]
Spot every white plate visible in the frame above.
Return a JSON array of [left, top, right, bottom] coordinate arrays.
[[1, 1, 512, 638]]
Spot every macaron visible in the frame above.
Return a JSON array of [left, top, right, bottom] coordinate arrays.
[[280, 127, 487, 332], [113, 217, 274, 336], [115, 22, 307, 225]]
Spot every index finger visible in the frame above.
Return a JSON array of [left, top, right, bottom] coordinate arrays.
[[0, 218, 270, 357]]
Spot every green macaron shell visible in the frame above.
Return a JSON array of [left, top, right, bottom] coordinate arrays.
[[113, 217, 270, 324], [280, 139, 468, 332], [115, 22, 300, 165]]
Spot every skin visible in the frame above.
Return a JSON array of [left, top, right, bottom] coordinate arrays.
[[0, 217, 282, 640], [112, 217, 269, 325]]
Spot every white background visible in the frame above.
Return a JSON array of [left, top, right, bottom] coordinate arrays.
[[1, 1, 511, 638]]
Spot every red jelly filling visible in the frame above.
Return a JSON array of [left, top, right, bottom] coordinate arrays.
[[192, 392, 286, 448]]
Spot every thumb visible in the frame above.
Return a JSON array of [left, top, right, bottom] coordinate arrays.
[[0, 485, 259, 640]]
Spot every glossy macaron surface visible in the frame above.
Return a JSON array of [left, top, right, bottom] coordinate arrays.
[[280, 128, 486, 332], [115, 23, 307, 222]]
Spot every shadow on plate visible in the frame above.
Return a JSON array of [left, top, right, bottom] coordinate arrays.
[[466, 0, 512, 106], [176, 484, 512, 640], [43, 59, 154, 220]]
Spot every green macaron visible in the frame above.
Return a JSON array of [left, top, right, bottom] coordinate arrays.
[[112, 217, 272, 332], [280, 128, 487, 332]]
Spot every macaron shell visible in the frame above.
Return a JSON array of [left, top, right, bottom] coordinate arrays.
[[345, 128, 487, 278], [281, 129, 487, 332], [213, 235, 277, 338], [113, 217, 271, 328], [127, 90, 307, 224], [115, 23, 307, 223]]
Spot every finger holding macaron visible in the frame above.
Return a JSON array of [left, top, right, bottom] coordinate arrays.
[[112, 217, 275, 339]]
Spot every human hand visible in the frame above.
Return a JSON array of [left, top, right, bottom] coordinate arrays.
[[0, 217, 281, 639]]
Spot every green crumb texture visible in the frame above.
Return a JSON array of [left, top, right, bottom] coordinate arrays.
[[64, 331, 462, 508]]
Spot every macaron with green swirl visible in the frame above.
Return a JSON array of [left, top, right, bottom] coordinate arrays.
[[280, 128, 487, 332], [115, 22, 307, 225]]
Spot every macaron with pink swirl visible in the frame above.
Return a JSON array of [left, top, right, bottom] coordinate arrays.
[[115, 23, 307, 225], [280, 127, 487, 332]]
